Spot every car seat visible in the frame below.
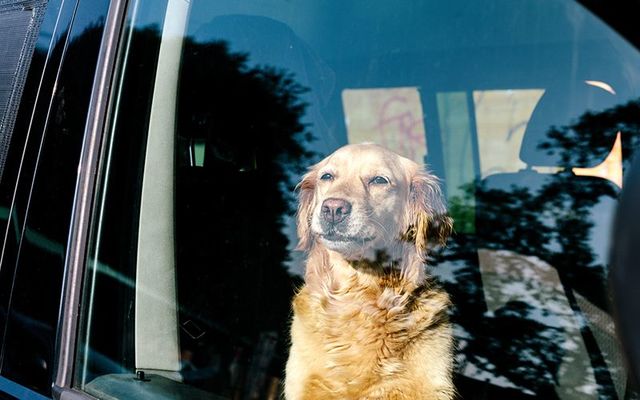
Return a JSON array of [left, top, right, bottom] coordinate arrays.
[[473, 80, 624, 399]]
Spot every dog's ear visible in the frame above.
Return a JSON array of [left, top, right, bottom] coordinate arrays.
[[402, 169, 453, 261], [295, 169, 317, 251]]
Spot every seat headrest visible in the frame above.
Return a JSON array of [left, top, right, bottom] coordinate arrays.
[[519, 81, 619, 168]]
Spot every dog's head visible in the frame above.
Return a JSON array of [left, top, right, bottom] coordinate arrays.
[[296, 143, 452, 261]]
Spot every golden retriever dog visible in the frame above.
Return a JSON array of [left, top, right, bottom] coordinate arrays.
[[285, 143, 455, 400]]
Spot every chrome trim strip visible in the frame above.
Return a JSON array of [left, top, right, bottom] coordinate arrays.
[[53, 0, 128, 391]]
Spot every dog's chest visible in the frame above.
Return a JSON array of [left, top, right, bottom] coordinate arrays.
[[297, 282, 447, 380]]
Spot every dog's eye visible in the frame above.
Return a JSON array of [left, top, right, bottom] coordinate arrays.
[[370, 176, 390, 185], [320, 173, 334, 181]]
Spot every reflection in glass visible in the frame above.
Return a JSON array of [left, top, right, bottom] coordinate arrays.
[[76, 1, 640, 399]]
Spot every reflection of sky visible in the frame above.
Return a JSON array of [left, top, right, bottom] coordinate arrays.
[[188, 0, 640, 97], [187, 1, 631, 57], [37, 0, 111, 50]]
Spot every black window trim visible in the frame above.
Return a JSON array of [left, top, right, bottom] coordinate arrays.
[[51, 0, 128, 397]]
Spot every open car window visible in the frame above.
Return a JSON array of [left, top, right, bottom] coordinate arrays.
[[76, 1, 640, 399]]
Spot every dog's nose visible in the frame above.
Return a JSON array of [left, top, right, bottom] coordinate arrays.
[[321, 198, 352, 224]]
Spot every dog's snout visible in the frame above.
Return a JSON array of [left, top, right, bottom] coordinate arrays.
[[321, 198, 352, 224]]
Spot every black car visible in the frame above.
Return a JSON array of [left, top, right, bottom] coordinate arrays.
[[0, 0, 639, 399]]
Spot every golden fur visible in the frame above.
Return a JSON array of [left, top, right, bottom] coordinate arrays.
[[285, 143, 455, 400]]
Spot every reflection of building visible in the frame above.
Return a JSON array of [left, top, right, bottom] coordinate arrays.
[[343, 87, 427, 164], [473, 88, 623, 188], [474, 89, 545, 178]]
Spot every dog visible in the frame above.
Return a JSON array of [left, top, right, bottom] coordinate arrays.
[[285, 143, 455, 400]]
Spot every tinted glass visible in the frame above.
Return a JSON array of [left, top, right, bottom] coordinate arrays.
[[0, 0, 110, 395], [78, 1, 640, 399], [0, 0, 49, 385]]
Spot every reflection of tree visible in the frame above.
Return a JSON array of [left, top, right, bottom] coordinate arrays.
[[440, 99, 640, 399], [465, 301, 564, 397], [470, 182, 553, 260], [539, 99, 640, 171], [175, 38, 312, 396]]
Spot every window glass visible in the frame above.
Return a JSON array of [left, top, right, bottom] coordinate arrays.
[[0, 0, 48, 311], [0, 0, 111, 395], [0, 0, 49, 388], [78, 1, 640, 399]]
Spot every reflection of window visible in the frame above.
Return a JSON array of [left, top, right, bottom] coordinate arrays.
[[436, 92, 476, 233], [342, 87, 427, 164], [474, 88, 624, 188], [474, 89, 545, 178], [73, 0, 640, 399], [574, 132, 623, 188]]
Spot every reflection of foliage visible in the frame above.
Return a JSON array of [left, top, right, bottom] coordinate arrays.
[[542, 173, 616, 293], [178, 39, 314, 202], [175, 38, 312, 395], [472, 174, 616, 310], [448, 192, 476, 234], [439, 99, 640, 399], [465, 301, 564, 395], [539, 98, 640, 170], [474, 182, 554, 260]]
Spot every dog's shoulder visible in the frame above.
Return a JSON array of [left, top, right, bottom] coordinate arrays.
[[377, 275, 451, 345], [405, 278, 451, 325]]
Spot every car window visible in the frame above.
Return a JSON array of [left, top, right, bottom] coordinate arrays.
[[0, 0, 112, 396], [0, 0, 50, 394], [0, 0, 48, 299], [77, 0, 640, 399]]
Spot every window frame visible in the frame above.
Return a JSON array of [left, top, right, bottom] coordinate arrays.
[[51, 0, 129, 398]]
